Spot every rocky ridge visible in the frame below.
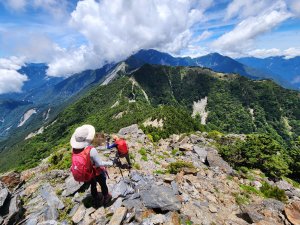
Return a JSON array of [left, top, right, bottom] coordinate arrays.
[[0, 124, 300, 225]]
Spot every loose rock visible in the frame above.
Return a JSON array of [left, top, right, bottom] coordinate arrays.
[[285, 201, 300, 225], [140, 185, 181, 211], [108, 207, 127, 225]]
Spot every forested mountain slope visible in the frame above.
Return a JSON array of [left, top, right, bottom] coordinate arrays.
[[0, 64, 299, 179]]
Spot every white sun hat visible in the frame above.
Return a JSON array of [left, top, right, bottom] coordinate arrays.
[[70, 124, 95, 149]]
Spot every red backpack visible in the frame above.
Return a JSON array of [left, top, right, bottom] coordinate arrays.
[[115, 139, 128, 155], [71, 146, 94, 182]]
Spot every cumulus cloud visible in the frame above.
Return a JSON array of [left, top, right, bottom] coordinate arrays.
[[0, 57, 28, 94], [212, 2, 292, 53], [46, 0, 212, 76]]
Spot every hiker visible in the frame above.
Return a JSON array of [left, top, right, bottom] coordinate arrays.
[[70, 124, 113, 207], [106, 134, 132, 168]]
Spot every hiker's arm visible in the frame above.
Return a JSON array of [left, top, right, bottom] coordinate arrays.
[[90, 148, 113, 167], [106, 143, 117, 149]]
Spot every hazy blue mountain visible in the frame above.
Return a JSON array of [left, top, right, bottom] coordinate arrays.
[[0, 62, 116, 143], [128, 49, 264, 79], [237, 56, 300, 90]]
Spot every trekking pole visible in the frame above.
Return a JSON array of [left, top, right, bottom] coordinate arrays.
[[114, 156, 124, 179]]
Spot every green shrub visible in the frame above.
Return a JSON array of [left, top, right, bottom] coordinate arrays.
[[138, 148, 147, 156], [153, 170, 166, 175], [207, 130, 223, 140], [240, 184, 262, 196], [48, 151, 71, 170], [167, 161, 195, 174], [233, 193, 250, 205], [260, 182, 288, 202], [133, 163, 141, 170]]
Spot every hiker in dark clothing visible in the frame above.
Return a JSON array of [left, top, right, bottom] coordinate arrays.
[[70, 125, 113, 207], [106, 134, 132, 168]]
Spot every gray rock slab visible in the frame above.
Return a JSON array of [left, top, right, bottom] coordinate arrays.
[[123, 198, 144, 211], [206, 151, 233, 174], [193, 146, 208, 163], [275, 180, 293, 191], [140, 185, 181, 211], [0, 181, 9, 208], [40, 183, 64, 210], [112, 179, 134, 199], [62, 175, 84, 197]]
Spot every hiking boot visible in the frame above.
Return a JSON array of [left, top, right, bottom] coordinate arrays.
[[93, 196, 101, 208], [103, 193, 112, 206]]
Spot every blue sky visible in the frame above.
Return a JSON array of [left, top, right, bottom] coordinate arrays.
[[0, 0, 300, 93]]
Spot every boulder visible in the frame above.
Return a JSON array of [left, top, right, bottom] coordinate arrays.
[[118, 124, 144, 136], [0, 181, 9, 208], [112, 179, 134, 199], [193, 146, 207, 163], [285, 201, 300, 225], [241, 199, 285, 224], [276, 180, 293, 191], [179, 143, 193, 151], [206, 150, 233, 174], [108, 207, 127, 225], [189, 134, 203, 144], [251, 181, 262, 189], [62, 175, 84, 197], [140, 185, 181, 211]]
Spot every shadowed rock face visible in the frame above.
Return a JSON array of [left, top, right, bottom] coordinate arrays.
[[0, 124, 299, 225]]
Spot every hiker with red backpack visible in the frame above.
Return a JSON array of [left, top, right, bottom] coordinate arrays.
[[70, 124, 113, 207], [106, 134, 132, 169]]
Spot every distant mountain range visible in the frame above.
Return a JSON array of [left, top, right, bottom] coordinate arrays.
[[237, 56, 300, 90], [0, 49, 299, 145]]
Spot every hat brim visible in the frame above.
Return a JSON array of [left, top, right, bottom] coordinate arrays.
[[70, 125, 95, 149]]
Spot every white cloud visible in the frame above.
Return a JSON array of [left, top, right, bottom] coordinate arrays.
[[32, 0, 70, 19], [225, 0, 275, 20], [246, 47, 300, 58], [193, 30, 213, 43], [0, 56, 24, 70], [47, 45, 100, 77], [46, 0, 212, 76], [0, 57, 28, 94], [0, 69, 28, 94], [248, 48, 282, 58], [283, 48, 300, 58], [1, 0, 27, 11], [212, 5, 292, 53]]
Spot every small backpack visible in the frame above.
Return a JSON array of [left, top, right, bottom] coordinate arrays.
[[71, 146, 94, 182], [115, 138, 128, 155]]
